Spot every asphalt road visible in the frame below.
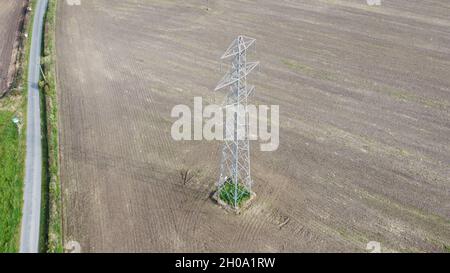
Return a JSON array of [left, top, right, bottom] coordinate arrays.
[[20, 0, 48, 253]]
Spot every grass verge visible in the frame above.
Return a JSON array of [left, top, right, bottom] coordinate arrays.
[[219, 179, 251, 208], [0, 111, 24, 252], [444, 244, 450, 253], [40, 0, 63, 253], [0, 0, 35, 253]]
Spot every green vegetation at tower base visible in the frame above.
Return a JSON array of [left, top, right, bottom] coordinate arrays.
[[219, 179, 252, 209], [40, 0, 63, 253]]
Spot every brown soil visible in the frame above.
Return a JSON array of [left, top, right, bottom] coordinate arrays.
[[0, 0, 26, 96]]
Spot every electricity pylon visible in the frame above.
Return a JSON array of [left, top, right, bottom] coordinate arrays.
[[215, 35, 259, 210]]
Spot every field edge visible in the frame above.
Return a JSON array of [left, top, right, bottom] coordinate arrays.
[[40, 0, 63, 253]]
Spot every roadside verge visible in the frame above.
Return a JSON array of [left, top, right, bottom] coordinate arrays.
[[40, 0, 62, 253]]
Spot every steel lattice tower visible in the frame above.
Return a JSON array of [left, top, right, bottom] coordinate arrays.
[[215, 35, 259, 210]]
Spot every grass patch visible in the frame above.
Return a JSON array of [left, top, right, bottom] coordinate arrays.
[[219, 179, 251, 208], [40, 0, 63, 253], [0, 112, 24, 252], [282, 59, 337, 81]]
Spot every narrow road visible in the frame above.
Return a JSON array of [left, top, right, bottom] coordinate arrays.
[[20, 0, 48, 253]]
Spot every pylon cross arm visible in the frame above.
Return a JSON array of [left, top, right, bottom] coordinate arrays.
[[221, 36, 256, 59]]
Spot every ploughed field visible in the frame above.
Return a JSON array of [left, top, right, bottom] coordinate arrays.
[[0, 0, 25, 95], [0, 0, 26, 252], [56, 0, 450, 252]]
